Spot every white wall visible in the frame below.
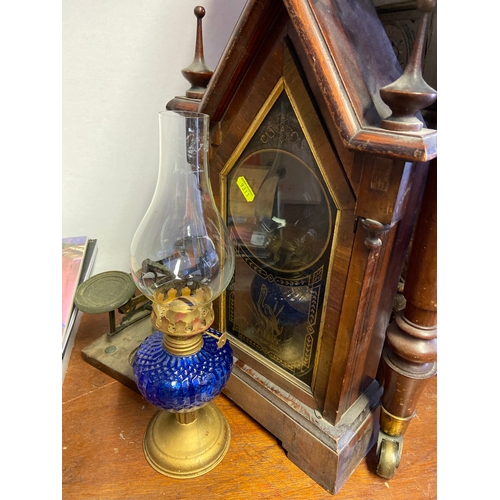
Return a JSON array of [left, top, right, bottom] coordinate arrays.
[[62, 0, 246, 276]]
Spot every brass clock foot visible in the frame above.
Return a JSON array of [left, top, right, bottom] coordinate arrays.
[[376, 431, 403, 479], [143, 403, 231, 478]]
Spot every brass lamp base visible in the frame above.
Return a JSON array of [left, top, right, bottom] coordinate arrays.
[[143, 403, 231, 478]]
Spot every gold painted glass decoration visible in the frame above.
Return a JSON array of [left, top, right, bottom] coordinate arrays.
[[226, 91, 337, 386]]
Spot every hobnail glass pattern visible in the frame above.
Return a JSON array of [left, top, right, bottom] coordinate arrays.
[[133, 328, 233, 412]]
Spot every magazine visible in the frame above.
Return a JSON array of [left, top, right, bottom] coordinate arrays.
[[62, 237, 98, 381]]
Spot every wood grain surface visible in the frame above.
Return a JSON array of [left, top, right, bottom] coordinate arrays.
[[63, 312, 436, 499]]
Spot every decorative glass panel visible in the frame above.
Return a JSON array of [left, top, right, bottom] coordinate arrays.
[[225, 91, 337, 386]]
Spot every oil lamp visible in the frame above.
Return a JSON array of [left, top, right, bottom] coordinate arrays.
[[130, 110, 235, 478]]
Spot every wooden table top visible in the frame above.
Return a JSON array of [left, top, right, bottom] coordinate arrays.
[[62, 311, 437, 499]]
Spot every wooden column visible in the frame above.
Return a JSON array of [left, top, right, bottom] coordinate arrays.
[[376, 158, 437, 478]]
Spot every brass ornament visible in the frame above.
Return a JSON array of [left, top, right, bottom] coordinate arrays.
[[143, 404, 231, 478], [380, 406, 415, 437], [74, 271, 136, 314]]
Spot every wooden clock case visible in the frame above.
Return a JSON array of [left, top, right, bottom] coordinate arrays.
[[165, 0, 437, 493]]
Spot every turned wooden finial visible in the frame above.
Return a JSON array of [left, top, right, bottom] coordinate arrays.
[[181, 6, 213, 99], [380, 0, 437, 132]]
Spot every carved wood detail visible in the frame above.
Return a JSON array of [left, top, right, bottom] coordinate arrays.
[[379, 0, 437, 132], [375, 1, 437, 129], [181, 6, 213, 99], [167, 6, 213, 112]]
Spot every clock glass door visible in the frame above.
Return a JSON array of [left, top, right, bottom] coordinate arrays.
[[226, 91, 336, 387]]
